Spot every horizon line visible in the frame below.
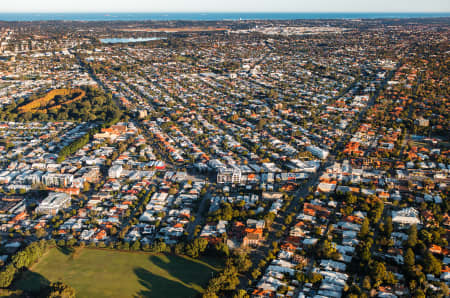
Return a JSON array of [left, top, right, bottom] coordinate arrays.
[[1, 11, 450, 14]]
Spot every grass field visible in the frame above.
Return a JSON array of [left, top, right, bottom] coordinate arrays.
[[14, 248, 221, 298]]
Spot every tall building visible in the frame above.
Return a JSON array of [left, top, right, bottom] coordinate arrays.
[[307, 145, 329, 159], [41, 173, 74, 188], [36, 192, 71, 215], [217, 167, 241, 184]]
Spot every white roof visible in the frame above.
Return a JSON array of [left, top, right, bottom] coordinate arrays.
[[392, 208, 420, 225]]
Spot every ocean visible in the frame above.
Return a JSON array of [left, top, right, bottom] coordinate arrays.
[[0, 12, 449, 22]]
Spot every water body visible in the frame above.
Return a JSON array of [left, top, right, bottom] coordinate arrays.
[[0, 12, 449, 22], [100, 37, 166, 44]]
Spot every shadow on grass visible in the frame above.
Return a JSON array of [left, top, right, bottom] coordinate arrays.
[[151, 255, 210, 288], [134, 254, 219, 298], [13, 269, 51, 294], [57, 246, 74, 256], [133, 267, 198, 298]]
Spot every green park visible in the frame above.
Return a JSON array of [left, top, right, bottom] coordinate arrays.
[[14, 248, 221, 298]]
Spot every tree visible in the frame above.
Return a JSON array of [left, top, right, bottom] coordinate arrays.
[[66, 238, 77, 247], [384, 216, 393, 237], [359, 218, 370, 238], [385, 271, 397, 285], [151, 241, 168, 253], [372, 261, 387, 285], [309, 272, 323, 284], [186, 238, 208, 258], [233, 251, 252, 273], [221, 266, 240, 291], [131, 241, 141, 251], [251, 268, 261, 280], [174, 243, 184, 255], [233, 289, 249, 298], [110, 226, 118, 236], [346, 194, 357, 205], [204, 265, 239, 295], [414, 289, 425, 298], [372, 200, 384, 223], [359, 244, 371, 262], [404, 248, 415, 268], [440, 282, 450, 297], [35, 228, 47, 239], [284, 214, 293, 225], [362, 276, 371, 290], [406, 225, 417, 248], [0, 265, 16, 288], [11, 250, 29, 269], [318, 239, 338, 259], [203, 292, 218, 298], [83, 182, 91, 192], [47, 281, 76, 298], [423, 251, 441, 276], [214, 242, 229, 257]]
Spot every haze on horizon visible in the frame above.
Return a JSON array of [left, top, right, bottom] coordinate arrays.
[[1, 0, 449, 13]]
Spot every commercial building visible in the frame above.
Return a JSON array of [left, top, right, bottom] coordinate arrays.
[[217, 167, 242, 184], [41, 173, 74, 187], [108, 165, 123, 179], [36, 192, 71, 215], [307, 145, 329, 159]]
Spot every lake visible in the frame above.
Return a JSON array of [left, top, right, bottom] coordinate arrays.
[[100, 37, 166, 44]]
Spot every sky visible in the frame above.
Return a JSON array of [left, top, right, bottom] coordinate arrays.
[[1, 0, 449, 13]]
